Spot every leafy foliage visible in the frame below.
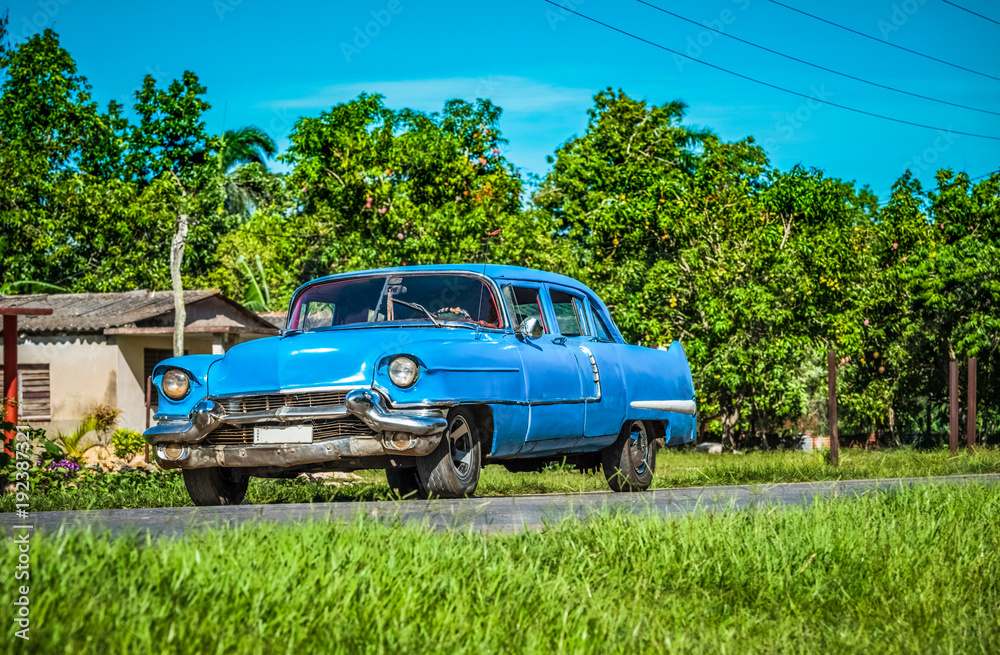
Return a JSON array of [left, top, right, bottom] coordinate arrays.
[[111, 428, 145, 460], [54, 417, 99, 460]]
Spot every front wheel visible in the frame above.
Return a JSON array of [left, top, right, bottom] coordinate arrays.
[[602, 420, 655, 492], [182, 467, 249, 506], [416, 407, 482, 498]]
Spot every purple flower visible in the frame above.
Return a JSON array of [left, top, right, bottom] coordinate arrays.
[[48, 459, 80, 478]]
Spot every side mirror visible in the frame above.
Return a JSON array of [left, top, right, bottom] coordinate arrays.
[[517, 317, 543, 340]]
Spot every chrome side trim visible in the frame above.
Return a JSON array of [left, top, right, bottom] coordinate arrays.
[[578, 345, 601, 402], [630, 400, 697, 415]]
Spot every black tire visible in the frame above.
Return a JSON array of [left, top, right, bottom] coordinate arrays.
[[602, 420, 655, 492], [385, 466, 427, 499], [182, 467, 249, 506], [416, 407, 482, 498]]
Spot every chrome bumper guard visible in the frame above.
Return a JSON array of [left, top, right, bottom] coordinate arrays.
[[145, 388, 447, 470]]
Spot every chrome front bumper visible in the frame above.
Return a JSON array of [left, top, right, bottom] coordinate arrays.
[[145, 388, 448, 470]]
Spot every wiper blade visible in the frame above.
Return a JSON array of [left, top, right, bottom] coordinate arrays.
[[390, 298, 443, 327]]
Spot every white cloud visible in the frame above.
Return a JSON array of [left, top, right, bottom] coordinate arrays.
[[262, 76, 594, 116]]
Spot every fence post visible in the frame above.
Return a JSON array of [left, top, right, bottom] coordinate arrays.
[[949, 360, 959, 455], [828, 352, 839, 467], [145, 375, 152, 463], [967, 357, 977, 452]]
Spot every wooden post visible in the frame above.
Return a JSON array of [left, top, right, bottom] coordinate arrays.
[[3, 315, 18, 434], [828, 352, 839, 467], [145, 375, 152, 462], [949, 360, 959, 455], [967, 357, 977, 452]]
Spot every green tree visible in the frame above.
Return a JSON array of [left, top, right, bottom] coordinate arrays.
[[218, 125, 278, 219], [0, 23, 100, 287], [537, 89, 876, 447], [201, 93, 569, 312]]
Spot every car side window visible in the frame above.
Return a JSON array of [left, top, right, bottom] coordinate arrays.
[[503, 285, 549, 333], [591, 309, 613, 341], [549, 290, 588, 337]]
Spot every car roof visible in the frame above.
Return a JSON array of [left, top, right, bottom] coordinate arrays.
[[296, 265, 595, 296]]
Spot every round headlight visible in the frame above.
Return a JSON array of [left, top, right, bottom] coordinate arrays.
[[388, 356, 419, 388], [161, 369, 191, 400]]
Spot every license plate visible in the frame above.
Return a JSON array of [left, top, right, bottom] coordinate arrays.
[[253, 425, 313, 444]]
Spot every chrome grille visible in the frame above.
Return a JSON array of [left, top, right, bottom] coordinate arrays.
[[206, 417, 376, 446], [215, 390, 351, 415]]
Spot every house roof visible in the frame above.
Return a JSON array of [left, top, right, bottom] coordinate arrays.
[[0, 290, 278, 335]]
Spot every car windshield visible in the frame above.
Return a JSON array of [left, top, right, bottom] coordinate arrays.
[[290, 273, 504, 331]]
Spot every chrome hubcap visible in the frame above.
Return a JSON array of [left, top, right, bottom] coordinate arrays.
[[627, 421, 649, 475], [449, 415, 474, 480]]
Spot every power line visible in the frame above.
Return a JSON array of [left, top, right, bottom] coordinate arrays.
[[544, 1, 1000, 141], [765, 0, 1000, 82], [636, 0, 1000, 117], [941, 0, 1000, 27]]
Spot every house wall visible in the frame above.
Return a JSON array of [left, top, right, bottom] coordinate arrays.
[[3, 332, 268, 435], [6, 335, 118, 435]]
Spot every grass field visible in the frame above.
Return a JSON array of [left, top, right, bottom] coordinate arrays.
[[5, 446, 1000, 512], [3, 482, 998, 653]]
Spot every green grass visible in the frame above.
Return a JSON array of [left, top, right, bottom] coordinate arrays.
[[3, 482, 998, 653], [4, 447, 1000, 512]]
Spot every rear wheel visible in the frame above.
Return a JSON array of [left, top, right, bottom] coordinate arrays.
[[416, 407, 482, 498], [182, 467, 249, 506], [602, 420, 655, 492], [385, 466, 427, 499]]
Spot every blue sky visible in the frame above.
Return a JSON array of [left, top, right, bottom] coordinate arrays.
[[10, 0, 1000, 197]]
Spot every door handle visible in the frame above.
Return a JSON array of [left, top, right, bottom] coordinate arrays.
[[551, 337, 567, 346]]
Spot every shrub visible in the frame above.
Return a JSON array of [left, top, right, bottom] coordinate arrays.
[[88, 404, 123, 441], [112, 428, 145, 460], [56, 417, 99, 460]]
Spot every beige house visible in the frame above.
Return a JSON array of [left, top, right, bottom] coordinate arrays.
[[0, 290, 279, 434]]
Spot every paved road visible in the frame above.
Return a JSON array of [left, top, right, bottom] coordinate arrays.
[[4, 474, 999, 538]]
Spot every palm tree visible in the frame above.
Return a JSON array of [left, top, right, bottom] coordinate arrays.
[[0, 281, 68, 295], [218, 126, 278, 219], [236, 253, 272, 313], [167, 125, 277, 357]]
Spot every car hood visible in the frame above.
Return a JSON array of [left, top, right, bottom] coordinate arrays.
[[206, 327, 485, 397]]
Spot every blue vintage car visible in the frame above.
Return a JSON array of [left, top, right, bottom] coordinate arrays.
[[145, 265, 696, 505]]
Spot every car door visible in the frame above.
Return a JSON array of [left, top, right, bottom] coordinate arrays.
[[501, 283, 585, 442], [548, 286, 627, 439]]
